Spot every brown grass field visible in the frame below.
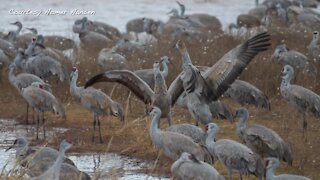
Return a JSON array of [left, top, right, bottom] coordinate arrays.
[[0, 26, 320, 179]]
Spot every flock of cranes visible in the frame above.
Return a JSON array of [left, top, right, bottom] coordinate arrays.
[[1, 0, 320, 179]]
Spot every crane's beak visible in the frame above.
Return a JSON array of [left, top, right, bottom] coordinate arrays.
[[5, 145, 13, 152]]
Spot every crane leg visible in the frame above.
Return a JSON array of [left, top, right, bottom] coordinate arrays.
[[36, 111, 40, 140], [42, 112, 46, 139], [92, 114, 96, 142], [98, 116, 103, 143], [302, 113, 307, 142], [228, 169, 232, 180], [167, 112, 172, 126], [32, 108, 35, 124], [240, 174, 243, 180], [26, 103, 29, 125], [195, 121, 199, 126]]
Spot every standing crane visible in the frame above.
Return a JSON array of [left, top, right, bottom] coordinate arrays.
[[205, 123, 264, 180], [21, 82, 65, 139], [236, 107, 293, 165], [70, 67, 124, 143], [8, 62, 51, 124], [149, 107, 212, 163], [280, 65, 320, 140]]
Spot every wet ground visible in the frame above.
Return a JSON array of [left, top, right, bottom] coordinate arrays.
[[0, 119, 168, 179]]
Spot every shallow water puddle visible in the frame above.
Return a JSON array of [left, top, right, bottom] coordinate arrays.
[[0, 119, 168, 179]]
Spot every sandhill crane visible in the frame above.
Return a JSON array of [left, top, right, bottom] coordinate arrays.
[[5, 137, 87, 178], [308, 31, 319, 62], [8, 62, 51, 124], [21, 39, 69, 82], [205, 123, 264, 180], [266, 157, 311, 180], [21, 82, 65, 139], [86, 32, 271, 125], [280, 65, 320, 139], [272, 44, 317, 75], [29, 140, 85, 180], [4, 21, 22, 42], [171, 152, 225, 180], [85, 61, 175, 125], [76, 17, 112, 52], [70, 67, 124, 143], [175, 1, 222, 31], [0, 49, 10, 81], [175, 40, 214, 125], [149, 107, 211, 163], [237, 14, 261, 28], [97, 48, 131, 71], [166, 123, 206, 144], [0, 38, 16, 59], [236, 107, 293, 165], [223, 80, 271, 110], [134, 56, 171, 89], [176, 93, 234, 122]]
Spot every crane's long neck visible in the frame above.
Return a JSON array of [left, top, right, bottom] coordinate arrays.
[[8, 67, 16, 86], [205, 129, 217, 148], [180, 49, 192, 71], [171, 157, 185, 174], [237, 116, 248, 138], [281, 73, 292, 89], [154, 67, 167, 94], [25, 43, 36, 57], [266, 165, 277, 180], [160, 61, 169, 78], [16, 142, 29, 158], [52, 147, 67, 180], [149, 111, 162, 144], [16, 24, 22, 35], [14, 54, 26, 70], [310, 35, 319, 48], [70, 72, 82, 101]]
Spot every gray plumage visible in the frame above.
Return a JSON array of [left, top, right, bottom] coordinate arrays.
[[70, 67, 124, 143], [308, 31, 320, 62], [8, 62, 51, 124], [76, 17, 111, 52], [149, 107, 211, 163], [30, 140, 80, 180], [176, 93, 234, 122], [266, 157, 311, 180], [24, 54, 68, 82], [21, 82, 65, 139], [0, 38, 16, 59], [237, 14, 261, 28], [223, 80, 271, 110], [272, 44, 317, 75], [176, 40, 213, 126], [5, 137, 90, 180], [171, 152, 225, 180], [134, 56, 171, 89], [84, 60, 179, 126], [97, 48, 131, 71], [205, 123, 264, 180], [280, 65, 320, 138], [166, 123, 206, 144], [236, 107, 293, 165]]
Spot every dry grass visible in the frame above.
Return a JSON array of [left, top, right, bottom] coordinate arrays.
[[1, 27, 320, 179]]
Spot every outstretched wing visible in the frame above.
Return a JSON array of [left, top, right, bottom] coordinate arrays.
[[168, 72, 185, 106], [84, 70, 154, 104], [204, 32, 271, 100]]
